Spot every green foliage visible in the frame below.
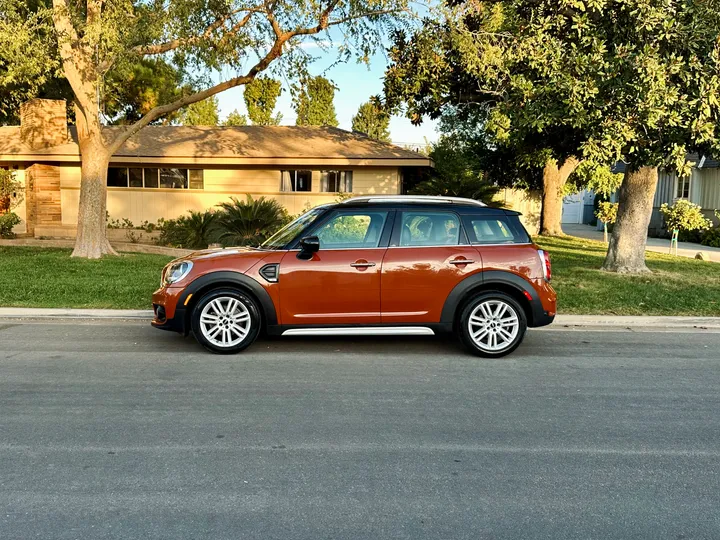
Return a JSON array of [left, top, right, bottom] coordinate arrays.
[[293, 76, 338, 127], [215, 195, 289, 246], [384, 0, 720, 173], [660, 200, 712, 233], [351, 100, 391, 142], [568, 163, 623, 198], [104, 58, 190, 125], [0, 0, 58, 124], [0, 169, 23, 213], [595, 202, 618, 225], [179, 96, 220, 126], [411, 134, 503, 205], [156, 211, 218, 249], [244, 77, 282, 126], [0, 212, 21, 238], [223, 110, 248, 126], [701, 228, 720, 248]]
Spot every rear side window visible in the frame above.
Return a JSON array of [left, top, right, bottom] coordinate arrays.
[[462, 215, 530, 244], [399, 211, 461, 246]]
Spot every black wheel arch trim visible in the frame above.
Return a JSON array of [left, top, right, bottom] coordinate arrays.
[[179, 271, 278, 330], [440, 270, 552, 328]]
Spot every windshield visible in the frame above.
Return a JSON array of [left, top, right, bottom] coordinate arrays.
[[261, 206, 327, 250]]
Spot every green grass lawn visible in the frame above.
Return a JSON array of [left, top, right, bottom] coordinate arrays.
[[1, 241, 719, 314], [0, 247, 173, 309], [536, 235, 720, 316]]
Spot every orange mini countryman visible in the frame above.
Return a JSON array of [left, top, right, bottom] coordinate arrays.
[[152, 196, 556, 357]]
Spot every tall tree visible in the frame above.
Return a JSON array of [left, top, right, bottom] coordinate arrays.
[[243, 76, 282, 125], [179, 96, 220, 126], [0, 0, 407, 258], [223, 109, 248, 126], [384, 0, 720, 272], [293, 76, 338, 126], [352, 100, 391, 142]]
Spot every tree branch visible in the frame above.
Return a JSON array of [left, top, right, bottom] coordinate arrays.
[[133, 4, 266, 56]]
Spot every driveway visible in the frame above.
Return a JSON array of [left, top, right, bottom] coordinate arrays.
[[1, 321, 720, 539]]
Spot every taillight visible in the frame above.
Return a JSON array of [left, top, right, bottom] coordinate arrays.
[[538, 249, 551, 281]]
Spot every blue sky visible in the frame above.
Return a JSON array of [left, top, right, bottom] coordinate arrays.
[[215, 47, 439, 146]]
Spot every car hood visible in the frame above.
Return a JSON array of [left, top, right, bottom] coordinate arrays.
[[170, 246, 276, 278]]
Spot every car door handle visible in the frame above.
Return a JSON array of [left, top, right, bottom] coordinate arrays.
[[449, 259, 476, 265], [350, 262, 376, 268]]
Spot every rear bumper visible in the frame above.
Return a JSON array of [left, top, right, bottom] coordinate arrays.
[[529, 279, 556, 328]]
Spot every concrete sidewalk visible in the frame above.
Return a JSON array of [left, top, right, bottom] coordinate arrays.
[[1, 308, 719, 329], [563, 224, 720, 262]]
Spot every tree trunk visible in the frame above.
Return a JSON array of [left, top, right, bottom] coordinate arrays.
[[540, 156, 580, 236], [72, 122, 117, 259], [601, 166, 658, 273]]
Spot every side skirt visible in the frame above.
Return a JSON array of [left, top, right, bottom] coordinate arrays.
[[281, 326, 435, 337]]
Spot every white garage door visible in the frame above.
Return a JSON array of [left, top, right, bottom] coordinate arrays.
[[561, 193, 583, 224]]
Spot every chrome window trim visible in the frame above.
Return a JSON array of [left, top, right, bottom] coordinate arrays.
[[386, 242, 533, 249]]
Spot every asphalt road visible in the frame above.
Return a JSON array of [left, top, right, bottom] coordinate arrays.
[[1, 321, 719, 540]]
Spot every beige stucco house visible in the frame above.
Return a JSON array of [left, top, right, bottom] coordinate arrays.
[[0, 99, 432, 237]]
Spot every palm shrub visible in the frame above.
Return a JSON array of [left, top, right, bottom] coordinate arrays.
[[157, 210, 219, 249], [216, 195, 289, 246]]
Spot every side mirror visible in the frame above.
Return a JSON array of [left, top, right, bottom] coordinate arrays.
[[298, 235, 320, 259]]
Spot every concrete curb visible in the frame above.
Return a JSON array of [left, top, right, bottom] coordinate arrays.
[[0, 309, 719, 328], [0, 308, 153, 320], [554, 315, 720, 329]]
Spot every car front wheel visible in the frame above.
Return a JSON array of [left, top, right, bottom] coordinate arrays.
[[191, 288, 261, 354], [459, 292, 528, 358]]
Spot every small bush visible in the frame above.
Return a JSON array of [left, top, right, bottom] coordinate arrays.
[[0, 212, 21, 238], [156, 211, 219, 249], [701, 227, 720, 248], [660, 200, 711, 233]]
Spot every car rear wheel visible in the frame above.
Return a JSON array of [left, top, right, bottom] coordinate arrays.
[[191, 288, 261, 354], [459, 292, 527, 358]]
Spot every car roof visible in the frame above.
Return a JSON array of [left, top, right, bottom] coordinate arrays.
[[332, 195, 519, 215]]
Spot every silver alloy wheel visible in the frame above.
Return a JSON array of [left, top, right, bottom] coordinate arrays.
[[467, 299, 520, 352], [199, 296, 251, 348]]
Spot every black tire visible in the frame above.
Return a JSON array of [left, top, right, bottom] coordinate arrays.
[[191, 288, 261, 354], [458, 291, 528, 358]]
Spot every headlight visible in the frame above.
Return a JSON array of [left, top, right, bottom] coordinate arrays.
[[162, 261, 193, 286]]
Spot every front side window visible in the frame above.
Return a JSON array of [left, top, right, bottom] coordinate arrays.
[[281, 170, 312, 192], [321, 170, 353, 193], [462, 215, 530, 244], [261, 206, 327, 250], [399, 211, 461, 247], [314, 211, 389, 249]]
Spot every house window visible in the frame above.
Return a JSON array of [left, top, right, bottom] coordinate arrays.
[[281, 170, 312, 192], [677, 176, 691, 199], [144, 168, 159, 188], [107, 167, 128, 187], [321, 170, 353, 192], [129, 168, 143, 188], [107, 168, 203, 189], [160, 168, 188, 189]]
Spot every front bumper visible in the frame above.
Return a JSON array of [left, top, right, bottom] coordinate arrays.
[[151, 286, 188, 334]]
